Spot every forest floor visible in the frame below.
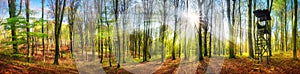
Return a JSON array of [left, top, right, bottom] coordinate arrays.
[[0, 45, 300, 74]]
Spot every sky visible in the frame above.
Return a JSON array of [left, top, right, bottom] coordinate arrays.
[[0, 0, 50, 19]]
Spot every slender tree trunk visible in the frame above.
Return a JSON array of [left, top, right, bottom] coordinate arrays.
[[293, 0, 298, 60], [198, 29, 203, 61], [197, 0, 204, 61], [114, 0, 121, 68], [284, 0, 287, 52], [228, 0, 235, 58], [253, 0, 256, 54], [161, 0, 167, 62], [248, 0, 254, 58], [280, 12, 284, 52], [96, 0, 103, 63], [209, 0, 213, 58], [25, 0, 31, 62], [31, 37, 35, 56], [239, 0, 242, 56], [204, 29, 208, 56], [53, 0, 66, 65], [41, 0, 45, 62], [268, 0, 273, 56], [103, 0, 112, 66], [172, 0, 179, 60], [69, 0, 79, 58], [121, 0, 127, 63], [8, 0, 22, 54]]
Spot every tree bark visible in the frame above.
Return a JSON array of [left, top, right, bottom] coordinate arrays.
[[8, 0, 22, 54], [25, 0, 31, 62], [197, 0, 204, 61], [284, 0, 287, 52], [229, 0, 236, 58], [53, 0, 66, 65], [239, 0, 242, 56], [293, 0, 298, 60], [41, 0, 45, 62], [172, 0, 179, 60], [248, 0, 254, 58]]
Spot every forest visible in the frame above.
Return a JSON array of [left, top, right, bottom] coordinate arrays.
[[0, 0, 299, 74]]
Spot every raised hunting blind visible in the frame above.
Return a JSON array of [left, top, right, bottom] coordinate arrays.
[[253, 9, 272, 71]]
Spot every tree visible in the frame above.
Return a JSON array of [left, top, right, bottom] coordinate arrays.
[[268, 0, 273, 56], [25, 0, 31, 62], [209, 0, 214, 58], [42, 0, 45, 62], [202, 1, 213, 57], [103, 0, 112, 67], [120, 0, 130, 63], [292, 0, 298, 60], [197, 0, 205, 61], [95, 0, 103, 63], [51, 0, 67, 65], [8, 0, 22, 54], [238, 0, 242, 55], [172, 0, 179, 60], [113, 0, 122, 68], [248, 0, 254, 58], [141, 0, 153, 62], [284, 0, 287, 52], [160, 0, 167, 62], [67, 0, 79, 56], [184, 0, 188, 59], [228, 0, 236, 58]]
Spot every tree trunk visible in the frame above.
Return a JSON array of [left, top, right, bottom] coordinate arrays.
[[25, 0, 31, 62], [284, 0, 287, 52], [228, 0, 235, 58], [204, 29, 208, 56], [248, 0, 254, 58], [31, 37, 35, 56], [197, 0, 204, 61], [172, 0, 179, 60], [103, 0, 112, 67], [239, 0, 242, 56], [114, 0, 121, 68], [161, 0, 167, 62], [53, 0, 66, 65], [280, 12, 284, 52], [42, 0, 45, 62], [267, 0, 273, 56], [198, 30, 203, 61], [8, 0, 22, 54], [209, 0, 213, 57], [293, 0, 298, 60]]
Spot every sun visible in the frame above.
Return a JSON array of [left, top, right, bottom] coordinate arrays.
[[180, 9, 200, 39], [181, 10, 199, 26], [187, 12, 200, 25]]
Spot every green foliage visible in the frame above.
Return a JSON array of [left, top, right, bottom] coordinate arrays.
[[97, 24, 114, 38], [9, 53, 23, 58], [29, 32, 48, 38], [4, 36, 26, 45], [30, 19, 49, 38], [0, 17, 49, 46], [0, 17, 28, 45], [1, 17, 28, 30], [1, 49, 14, 55]]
